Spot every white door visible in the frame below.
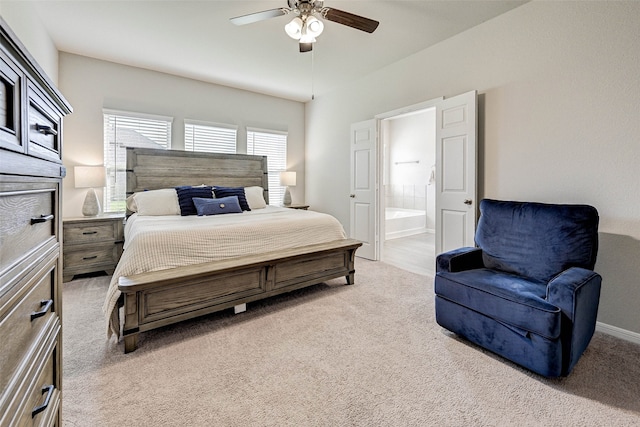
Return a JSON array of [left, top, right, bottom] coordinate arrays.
[[435, 90, 478, 254], [349, 119, 377, 260]]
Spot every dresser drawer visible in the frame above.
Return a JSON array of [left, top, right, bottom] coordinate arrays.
[[64, 220, 120, 244], [0, 257, 58, 396], [13, 345, 60, 427], [0, 183, 57, 275], [27, 83, 62, 163]]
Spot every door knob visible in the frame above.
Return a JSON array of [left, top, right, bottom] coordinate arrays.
[[464, 199, 472, 205], [349, 194, 356, 198]]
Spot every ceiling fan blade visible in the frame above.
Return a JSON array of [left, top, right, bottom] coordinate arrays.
[[323, 8, 379, 33], [230, 8, 288, 26], [299, 42, 313, 53]]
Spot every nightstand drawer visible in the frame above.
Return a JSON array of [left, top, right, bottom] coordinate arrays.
[[64, 245, 120, 269], [64, 220, 119, 244]]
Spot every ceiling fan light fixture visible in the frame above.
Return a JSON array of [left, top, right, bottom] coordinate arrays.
[[285, 14, 323, 43], [285, 17, 303, 39], [232, 0, 379, 54]]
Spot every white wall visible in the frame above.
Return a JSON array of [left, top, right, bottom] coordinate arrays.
[[58, 53, 306, 218], [0, 2, 59, 83], [306, 2, 640, 334]]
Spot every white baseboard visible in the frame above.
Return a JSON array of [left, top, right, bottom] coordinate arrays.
[[596, 321, 640, 345]]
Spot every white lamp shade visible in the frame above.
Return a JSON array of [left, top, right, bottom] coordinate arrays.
[[306, 16, 324, 37], [279, 171, 297, 187], [75, 166, 106, 188], [285, 17, 303, 39]]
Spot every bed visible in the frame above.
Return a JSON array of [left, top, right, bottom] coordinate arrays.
[[103, 148, 361, 353]]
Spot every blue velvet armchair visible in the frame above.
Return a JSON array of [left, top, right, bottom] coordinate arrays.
[[434, 199, 602, 377]]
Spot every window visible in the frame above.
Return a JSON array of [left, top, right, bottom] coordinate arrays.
[[184, 120, 237, 154], [103, 110, 172, 212], [246, 128, 287, 205]]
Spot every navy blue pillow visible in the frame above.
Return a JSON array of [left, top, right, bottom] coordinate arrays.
[[193, 196, 242, 216], [175, 186, 213, 216], [213, 186, 250, 211]]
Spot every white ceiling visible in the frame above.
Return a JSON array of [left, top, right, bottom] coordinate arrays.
[[30, 1, 526, 102]]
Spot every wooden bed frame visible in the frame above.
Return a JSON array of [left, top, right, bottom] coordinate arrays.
[[118, 148, 361, 353]]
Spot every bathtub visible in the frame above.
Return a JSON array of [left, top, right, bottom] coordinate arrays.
[[385, 207, 427, 240]]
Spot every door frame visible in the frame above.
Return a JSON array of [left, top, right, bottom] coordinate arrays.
[[374, 97, 443, 261]]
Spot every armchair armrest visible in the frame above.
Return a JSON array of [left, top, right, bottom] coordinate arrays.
[[547, 267, 602, 373], [436, 247, 484, 273]]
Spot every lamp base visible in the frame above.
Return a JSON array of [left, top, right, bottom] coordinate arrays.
[[82, 187, 101, 216], [282, 187, 292, 206]]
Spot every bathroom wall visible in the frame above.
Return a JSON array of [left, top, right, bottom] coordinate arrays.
[[383, 109, 436, 230]]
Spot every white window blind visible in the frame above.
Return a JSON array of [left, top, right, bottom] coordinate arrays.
[[246, 128, 287, 205], [185, 120, 237, 154], [103, 110, 172, 212]]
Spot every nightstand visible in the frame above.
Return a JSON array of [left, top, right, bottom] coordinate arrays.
[[63, 213, 125, 282], [285, 204, 310, 210]]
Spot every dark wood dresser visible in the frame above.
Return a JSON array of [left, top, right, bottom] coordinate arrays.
[[0, 17, 72, 426]]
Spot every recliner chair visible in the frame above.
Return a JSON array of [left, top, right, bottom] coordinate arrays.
[[434, 199, 602, 377]]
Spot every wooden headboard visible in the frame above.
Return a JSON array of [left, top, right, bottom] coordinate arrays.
[[126, 147, 269, 203]]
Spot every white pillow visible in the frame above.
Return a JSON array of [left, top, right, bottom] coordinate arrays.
[[125, 193, 138, 212], [130, 188, 181, 215], [244, 186, 267, 209]]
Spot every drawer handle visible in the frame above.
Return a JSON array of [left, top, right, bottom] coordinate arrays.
[[31, 214, 54, 225], [31, 299, 53, 321], [32, 384, 55, 417], [82, 231, 98, 235], [35, 123, 58, 136], [83, 255, 98, 260]]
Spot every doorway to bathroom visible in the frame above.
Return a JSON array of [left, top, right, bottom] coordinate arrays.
[[379, 107, 436, 276], [350, 90, 477, 273]]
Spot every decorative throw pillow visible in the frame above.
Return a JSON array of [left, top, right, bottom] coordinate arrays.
[[130, 188, 181, 216], [213, 186, 251, 211], [193, 196, 242, 216], [175, 186, 213, 216], [244, 186, 267, 209]]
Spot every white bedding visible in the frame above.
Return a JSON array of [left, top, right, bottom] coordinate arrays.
[[103, 206, 347, 339]]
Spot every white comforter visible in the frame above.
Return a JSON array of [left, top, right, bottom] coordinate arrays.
[[103, 206, 346, 339]]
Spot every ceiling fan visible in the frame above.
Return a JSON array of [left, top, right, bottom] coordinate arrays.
[[230, 0, 379, 53]]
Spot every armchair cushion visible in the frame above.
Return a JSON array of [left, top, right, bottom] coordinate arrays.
[[436, 269, 561, 339]]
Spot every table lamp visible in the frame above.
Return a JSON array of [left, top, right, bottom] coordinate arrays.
[[75, 166, 106, 216], [279, 171, 296, 206]]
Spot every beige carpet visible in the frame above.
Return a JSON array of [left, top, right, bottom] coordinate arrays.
[[62, 259, 640, 426]]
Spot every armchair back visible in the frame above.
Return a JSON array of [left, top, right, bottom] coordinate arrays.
[[475, 199, 599, 282]]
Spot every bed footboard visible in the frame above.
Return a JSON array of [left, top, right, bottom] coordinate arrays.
[[118, 239, 361, 353]]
